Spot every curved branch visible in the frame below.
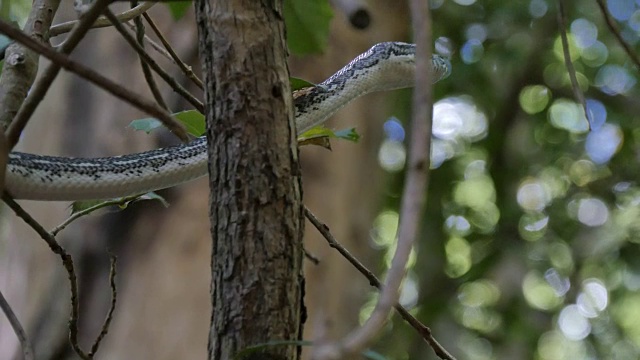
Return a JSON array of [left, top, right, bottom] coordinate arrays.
[[49, 2, 156, 37]]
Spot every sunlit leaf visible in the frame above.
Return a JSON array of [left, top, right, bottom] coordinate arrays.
[[129, 110, 205, 137], [297, 126, 360, 148], [290, 77, 317, 91], [174, 110, 206, 136]]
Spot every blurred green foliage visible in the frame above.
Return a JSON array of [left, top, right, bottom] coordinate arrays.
[[370, 0, 640, 359]]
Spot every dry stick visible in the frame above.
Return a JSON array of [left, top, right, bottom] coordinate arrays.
[[304, 208, 455, 360], [50, 2, 155, 37], [131, 2, 168, 110], [1, 192, 89, 359], [595, 0, 640, 70], [557, 0, 591, 131], [0, 289, 35, 360], [103, 9, 205, 114], [6, 0, 114, 150], [143, 13, 204, 90], [0, 19, 189, 143], [88, 254, 117, 357]]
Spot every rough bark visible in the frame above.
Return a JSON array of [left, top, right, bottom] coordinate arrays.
[[195, 1, 304, 360]]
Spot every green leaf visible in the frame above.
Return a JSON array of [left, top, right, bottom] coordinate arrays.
[[129, 117, 163, 134], [71, 199, 104, 214], [333, 128, 361, 142], [174, 110, 206, 137], [290, 77, 316, 91], [133, 192, 170, 208], [70, 192, 169, 216], [165, 1, 192, 20], [284, 0, 333, 55], [298, 126, 360, 146], [129, 110, 205, 137]]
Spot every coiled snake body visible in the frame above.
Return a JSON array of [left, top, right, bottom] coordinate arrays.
[[4, 42, 451, 201]]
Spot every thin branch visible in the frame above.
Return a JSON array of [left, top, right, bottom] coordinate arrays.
[[1, 192, 88, 359], [50, 2, 156, 37], [305, 208, 455, 360], [0, 289, 35, 360], [132, 2, 168, 110], [557, 0, 591, 130], [50, 194, 145, 236], [595, 0, 640, 70], [0, 19, 189, 143], [6, 0, 114, 150], [88, 253, 118, 357], [143, 13, 204, 90], [103, 9, 205, 113]]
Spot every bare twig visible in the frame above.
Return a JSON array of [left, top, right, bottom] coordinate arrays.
[[0, 19, 189, 143], [143, 13, 204, 90], [6, 0, 114, 150], [0, 289, 35, 360], [50, 194, 145, 236], [103, 9, 205, 113], [305, 208, 456, 360], [88, 254, 118, 357], [3, 193, 119, 359], [132, 2, 168, 110], [1, 192, 88, 359], [557, 0, 591, 130], [595, 0, 640, 70], [50, 2, 156, 37]]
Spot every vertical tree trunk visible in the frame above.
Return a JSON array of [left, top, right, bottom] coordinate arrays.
[[195, 1, 304, 360]]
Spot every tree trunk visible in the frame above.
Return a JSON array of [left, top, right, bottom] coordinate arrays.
[[195, 1, 304, 360]]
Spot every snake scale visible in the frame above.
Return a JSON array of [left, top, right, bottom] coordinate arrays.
[[4, 42, 451, 201]]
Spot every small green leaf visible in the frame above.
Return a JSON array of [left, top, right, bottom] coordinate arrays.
[[133, 192, 170, 208], [70, 192, 169, 216], [298, 126, 360, 145], [71, 199, 104, 214], [174, 110, 206, 137], [290, 77, 316, 91], [129, 110, 205, 137], [284, 0, 333, 55], [129, 118, 163, 134], [333, 128, 360, 142], [166, 1, 191, 20]]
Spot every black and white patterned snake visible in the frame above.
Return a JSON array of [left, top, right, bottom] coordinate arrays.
[[4, 42, 451, 201]]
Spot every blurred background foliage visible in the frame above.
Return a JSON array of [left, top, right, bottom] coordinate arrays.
[[2, 0, 640, 359], [367, 0, 640, 359]]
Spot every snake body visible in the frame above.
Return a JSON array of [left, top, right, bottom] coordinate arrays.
[[5, 42, 451, 201]]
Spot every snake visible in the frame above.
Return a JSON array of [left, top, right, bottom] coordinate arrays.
[[4, 42, 451, 201]]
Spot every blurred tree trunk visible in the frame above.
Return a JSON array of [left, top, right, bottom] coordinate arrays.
[[195, 0, 304, 359]]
